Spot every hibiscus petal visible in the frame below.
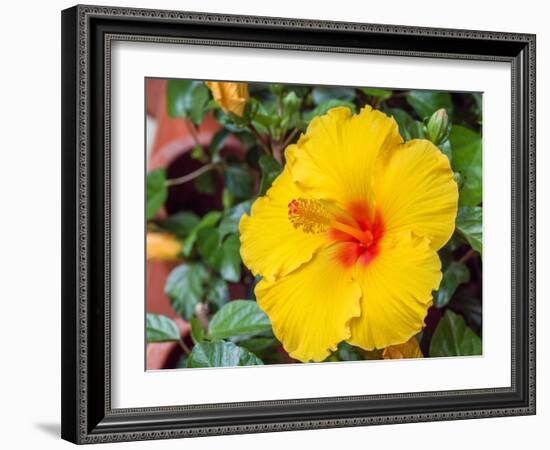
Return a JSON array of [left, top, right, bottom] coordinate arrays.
[[347, 232, 442, 350], [374, 139, 458, 250], [287, 106, 402, 215], [255, 243, 361, 362], [239, 167, 327, 281]]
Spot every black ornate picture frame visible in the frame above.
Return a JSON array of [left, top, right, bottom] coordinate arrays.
[[61, 4, 536, 444]]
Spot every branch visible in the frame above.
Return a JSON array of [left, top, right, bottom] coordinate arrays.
[[165, 163, 218, 187]]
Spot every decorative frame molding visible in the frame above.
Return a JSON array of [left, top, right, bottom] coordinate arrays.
[[61, 4, 536, 444]]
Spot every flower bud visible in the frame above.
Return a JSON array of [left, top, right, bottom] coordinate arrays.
[[205, 82, 249, 117], [146, 232, 183, 261], [383, 337, 423, 359], [426, 108, 450, 145]]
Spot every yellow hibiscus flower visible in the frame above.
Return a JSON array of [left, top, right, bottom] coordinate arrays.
[[205, 81, 249, 117], [239, 106, 458, 362]]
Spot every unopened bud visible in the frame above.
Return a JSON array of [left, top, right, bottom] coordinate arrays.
[[426, 108, 450, 145]]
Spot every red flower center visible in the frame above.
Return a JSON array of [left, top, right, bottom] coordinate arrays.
[[287, 198, 384, 268]]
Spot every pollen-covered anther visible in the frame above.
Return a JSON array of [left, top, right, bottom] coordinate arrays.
[[288, 198, 332, 234]]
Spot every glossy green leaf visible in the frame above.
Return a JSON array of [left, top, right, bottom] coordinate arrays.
[[335, 342, 363, 361], [182, 211, 222, 257], [164, 263, 208, 320], [211, 234, 241, 282], [196, 226, 221, 262], [312, 86, 356, 105], [166, 79, 210, 124], [209, 300, 272, 340], [176, 356, 188, 368], [187, 341, 263, 368], [439, 139, 452, 163], [406, 91, 453, 120], [224, 164, 253, 199], [361, 87, 392, 101], [209, 128, 230, 163], [258, 154, 282, 196], [238, 337, 277, 354], [218, 201, 251, 239], [429, 310, 482, 357], [159, 212, 200, 239], [456, 206, 482, 254], [386, 108, 425, 141], [194, 170, 217, 194], [434, 262, 470, 308], [450, 125, 482, 206], [146, 169, 167, 220], [146, 314, 180, 342], [449, 290, 482, 335], [205, 276, 230, 309]]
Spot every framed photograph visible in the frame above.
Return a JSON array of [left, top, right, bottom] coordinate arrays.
[[61, 4, 536, 444]]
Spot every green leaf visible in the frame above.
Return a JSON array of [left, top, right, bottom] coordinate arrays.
[[385, 108, 425, 141], [187, 341, 263, 368], [196, 226, 221, 262], [209, 129, 230, 163], [335, 342, 363, 361], [160, 212, 200, 239], [238, 337, 277, 354], [218, 201, 251, 239], [449, 125, 482, 206], [361, 87, 392, 101], [303, 99, 356, 122], [456, 206, 482, 254], [434, 262, 470, 308], [190, 144, 207, 162], [472, 93, 483, 119], [448, 290, 482, 335], [312, 86, 356, 105], [406, 91, 453, 120], [439, 139, 452, 163], [209, 300, 272, 340], [182, 211, 222, 256], [146, 169, 167, 220], [194, 170, 217, 194], [222, 188, 236, 210], [189, 317, 206, 344], [211, 234, 241, 282], [258, 154, 282, 196], [429, 310, 482, 357], [224, 164, 253, 199], [166, 79, 210, 124], [146, 314, 180, 342], [282, 91, 300, 114], [164, 263, 208, 320], [205, 276, 230, 309]]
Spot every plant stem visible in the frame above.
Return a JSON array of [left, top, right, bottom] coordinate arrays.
[[279, 128, 300, 152], [195, 303, 210, 330], [183, 118, 202, 150], [179, 338, 191, 355], [247, 124, 272, 155], [165, 163, 217, 187], [458, 248, 477, 264]]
